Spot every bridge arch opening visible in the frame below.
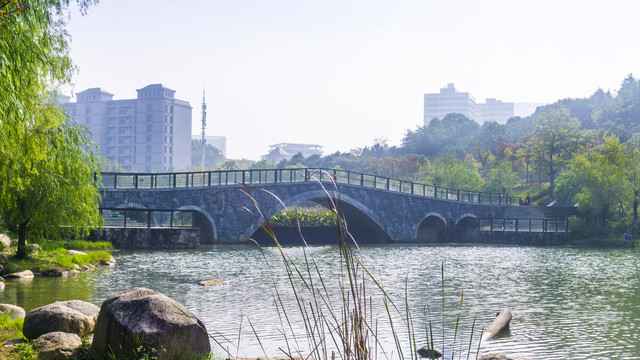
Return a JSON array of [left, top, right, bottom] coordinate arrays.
[[455, 215, 479, 231], [453, 214, 479, 242], [178, 205, 217, 244], [248, 190, 391, 245], [417, 214, 447, 242]]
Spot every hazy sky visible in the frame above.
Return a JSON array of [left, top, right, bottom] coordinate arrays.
[[66, 0, 640, 160]]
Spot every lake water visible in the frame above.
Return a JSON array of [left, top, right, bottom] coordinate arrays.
[[1, 244, 639, 359]]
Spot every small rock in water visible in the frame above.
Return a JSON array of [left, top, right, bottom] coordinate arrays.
[[417, 346, 442, 359], [5, 270, 34, 279], [100, 256, 116, 266], [198, 279, 225, 286]]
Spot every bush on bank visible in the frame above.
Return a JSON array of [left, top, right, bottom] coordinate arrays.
[[270, 209, 338, 227]]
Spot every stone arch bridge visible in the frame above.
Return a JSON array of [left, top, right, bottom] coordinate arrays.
[[99, 168, 552, 243]]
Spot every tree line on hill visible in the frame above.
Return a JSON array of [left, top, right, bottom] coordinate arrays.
[[255, 75, 640, 244]]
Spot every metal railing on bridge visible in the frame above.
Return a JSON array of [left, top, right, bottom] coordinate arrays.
[[101, 208, 196, 229], [477, 218, 569, 233], [99, 168, 521, 206]]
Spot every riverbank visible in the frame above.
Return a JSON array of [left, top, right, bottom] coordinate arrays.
[[0, 235, 115, 282]]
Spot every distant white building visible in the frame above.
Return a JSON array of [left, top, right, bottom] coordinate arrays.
[[423, 83, 516, 124], [262, 143, 323, 164], [478, 98, 515, 124], [424, 83, 477, 123]]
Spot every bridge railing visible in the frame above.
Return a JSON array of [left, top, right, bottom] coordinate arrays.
[[477, 218, 569, 233], [100, 168, 521, 206], [100, 208, 197, 229]]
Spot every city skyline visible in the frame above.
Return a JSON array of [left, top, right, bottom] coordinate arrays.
[[64, 0, 640, 160]]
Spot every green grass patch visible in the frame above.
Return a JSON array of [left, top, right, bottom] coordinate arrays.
[[36, 240, 113, 252], [3, 250, 112, 274], [513, 183, 550, 206], [0, 314, 24, 343]]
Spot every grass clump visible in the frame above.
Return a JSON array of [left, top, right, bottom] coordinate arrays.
[[2, 250, 112, 274], [37, 240, 113, 252], [0, 314, 24, 343]]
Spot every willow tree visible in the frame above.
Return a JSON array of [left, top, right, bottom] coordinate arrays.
[[0, 0, 102, 257]]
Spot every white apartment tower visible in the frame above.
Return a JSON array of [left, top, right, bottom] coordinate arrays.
[[423, 83, 514, 125], [63, 84, 192, 172]]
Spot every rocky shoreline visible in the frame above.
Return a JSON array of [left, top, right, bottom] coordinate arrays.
[[1, 288, 211, 360]]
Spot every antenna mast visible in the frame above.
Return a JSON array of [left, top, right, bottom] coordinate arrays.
[[201, 88, 207, 171]]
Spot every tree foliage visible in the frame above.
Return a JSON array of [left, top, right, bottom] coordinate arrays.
[[0, 0, 101, 257], [571, 136, 630, 234], [191, 139, 224, 169], [402, 113, 479, 157], [529, 107, 584, 194]]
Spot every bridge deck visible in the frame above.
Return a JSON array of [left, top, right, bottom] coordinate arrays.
[[100, 168, 521, 206]]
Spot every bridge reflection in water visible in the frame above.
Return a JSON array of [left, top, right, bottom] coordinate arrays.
[[98, 168, 570, 244]]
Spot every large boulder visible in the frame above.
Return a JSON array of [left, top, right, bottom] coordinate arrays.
[[90, 287, 210, 360], [0, 304, 25, 320], [32, 331, 83, 360], [23, 300, 100, 340]]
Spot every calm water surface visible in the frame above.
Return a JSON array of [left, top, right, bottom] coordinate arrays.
[[1, 244, 639, 359]]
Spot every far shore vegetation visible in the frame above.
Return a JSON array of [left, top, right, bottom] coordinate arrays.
[[251, 75, 640, 247]]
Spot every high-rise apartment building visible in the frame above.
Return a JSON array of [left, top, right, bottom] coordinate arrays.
[[63, 84, 192, 172], [423, 83, 514, 125], [424, 83, 477, 123], [478, 98, 515, 124]]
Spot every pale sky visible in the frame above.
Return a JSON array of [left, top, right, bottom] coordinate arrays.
[[65, 0, 640, 160]]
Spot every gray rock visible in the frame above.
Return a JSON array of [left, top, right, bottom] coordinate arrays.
[[67, 250, 87, 256], [28, 243, 42, 255], [0, 234, 11, 251], [23, 300, 100, 340], [100, 256, 116, 267], [417, 346, 442, 359], [32, 331, 82, 360], [0, 304, 26, 320], [90, 287, 210, 360], [41, 269, 79, 278], [81, 264, 95, 271], [5, 270, 34, 279], [0, 283, 4, 291], [198, 279, 225, 286], [2, 338, 27, 346]]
